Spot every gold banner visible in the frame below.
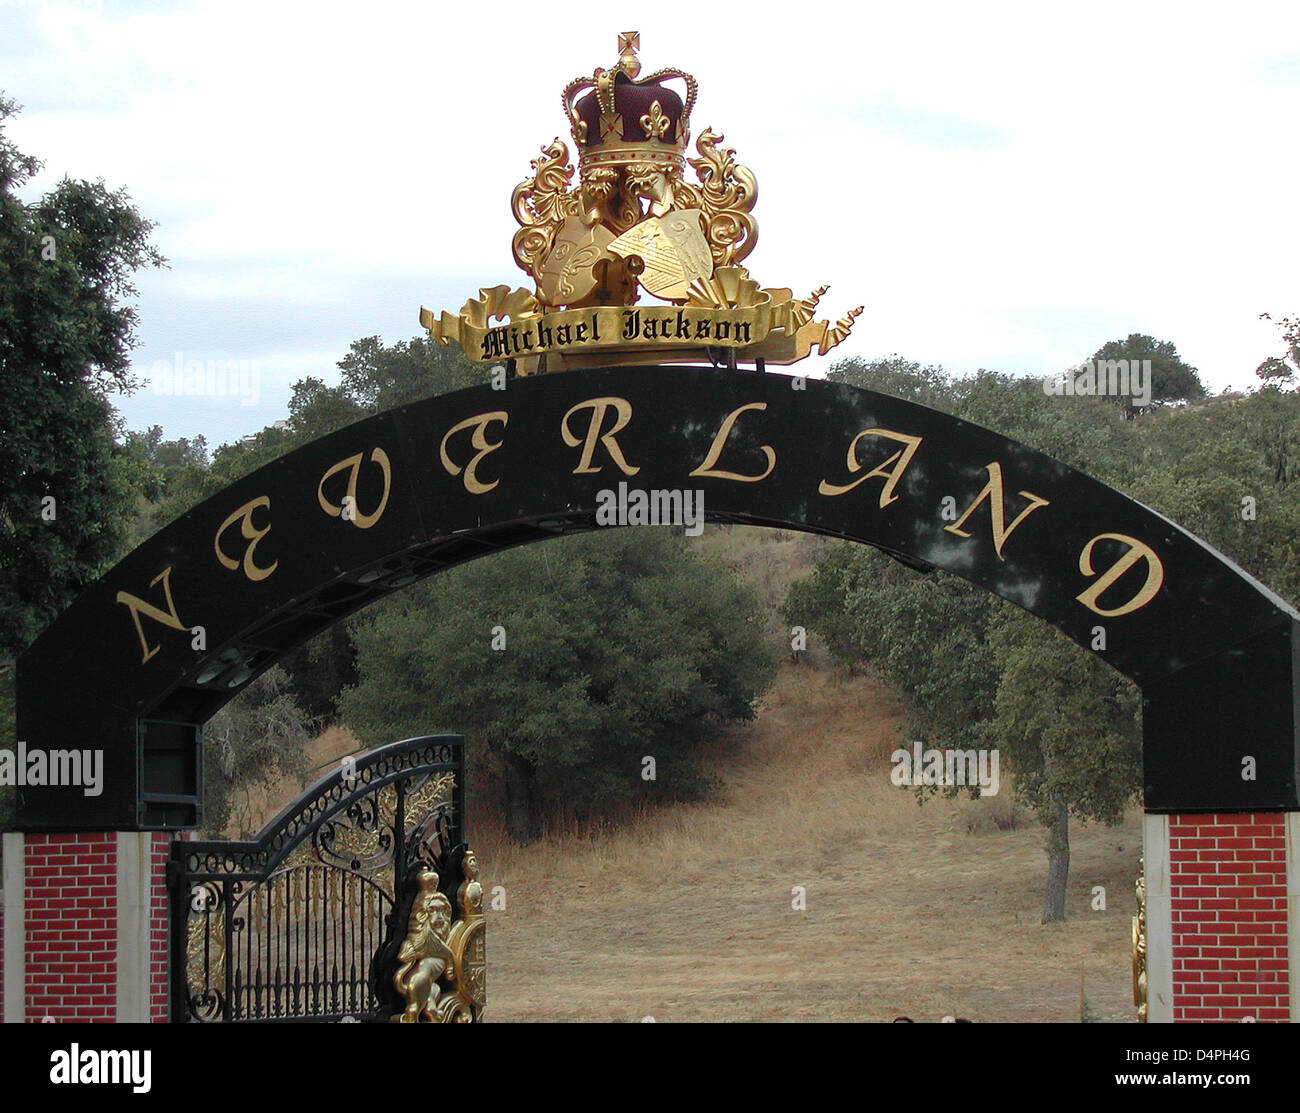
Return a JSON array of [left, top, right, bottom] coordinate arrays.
[[422, 301, 795, 363]]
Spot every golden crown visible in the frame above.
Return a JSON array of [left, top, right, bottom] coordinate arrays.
[[420, 31, 862, 373], [561, 32, 698, 174]]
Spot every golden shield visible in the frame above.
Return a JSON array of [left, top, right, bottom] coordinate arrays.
[[537, 217, 615, 306], [608, 209, 712, 301]]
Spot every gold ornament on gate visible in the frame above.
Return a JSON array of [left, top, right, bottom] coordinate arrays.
[[420, 32, 861, 372], [391, 852, 487, 1023], [1132, 858, 1147, 1023]]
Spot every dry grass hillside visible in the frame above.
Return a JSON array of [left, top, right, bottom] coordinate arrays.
[[474, 663, 1141, 1022], [237, 526, 1143, 1023]]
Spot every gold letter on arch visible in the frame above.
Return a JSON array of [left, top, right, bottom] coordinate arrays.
[[1076, 532, 1165, 617], [943, 462, 1050, 561], [318, 447, 392, 529], [689, 402, 776, 483], [561, 397, 640, 476], [214, 496, 278, 582], [440, 411, 508, 494], [818, 427, 923, 506], [115, 567, 187, 664]]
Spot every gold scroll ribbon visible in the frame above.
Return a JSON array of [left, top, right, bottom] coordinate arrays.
[[419, 271, 860, 366], [423, 300, 796, 363]]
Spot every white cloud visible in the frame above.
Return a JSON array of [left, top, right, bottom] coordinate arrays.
[[4, 0, 1299, 443]]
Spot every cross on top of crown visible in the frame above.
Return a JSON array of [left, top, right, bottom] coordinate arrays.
[[617, 31, 641, 78]]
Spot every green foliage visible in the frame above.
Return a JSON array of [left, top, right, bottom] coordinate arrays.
[[827, 354, 957, 410], [1091, 333, 1206, 412], [954, 371, 1139, 487], [202, 666, 311, 838], [279, 622, 357, 726], [341, 528, 777, 839], [1132, 390, 1300, 606], [200, 424, 300, 502], [336, 334, 490, 412], [782, 543, 870, 667], [986, 609, 1140, 827], [0, 95, 164, 657], [286, 376, 365, 441], [1256, 313, 1299, 386], [0, 97, 166, 827], [120, 425, 210, 542], [838, 551, 998, 757]]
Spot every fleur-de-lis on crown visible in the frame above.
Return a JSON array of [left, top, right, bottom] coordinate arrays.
[[641, 101, 671, 140]]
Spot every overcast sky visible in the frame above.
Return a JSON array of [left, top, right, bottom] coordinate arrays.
[[4, 0, 1299, 447]]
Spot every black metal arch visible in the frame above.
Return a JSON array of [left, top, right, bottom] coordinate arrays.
[[15, 364, 1300, 827]]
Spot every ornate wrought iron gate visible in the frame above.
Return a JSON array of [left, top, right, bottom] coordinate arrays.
[[168, 734, 485, 1022]]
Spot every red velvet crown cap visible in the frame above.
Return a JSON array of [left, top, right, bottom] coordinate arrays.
[[574, 73, 685, 148]]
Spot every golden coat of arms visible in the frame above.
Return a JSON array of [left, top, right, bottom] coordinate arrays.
[[420, 32, 860, 373]]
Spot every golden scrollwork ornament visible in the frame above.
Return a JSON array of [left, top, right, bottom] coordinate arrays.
[[446, 849, 487, 1015], [1132, 858, 1147, 1023], [421, 32, 861, 372]]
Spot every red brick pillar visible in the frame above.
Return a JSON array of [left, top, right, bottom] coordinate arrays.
[[1, 831, 172, 1022], [1144, 812, 1292, 1022]]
